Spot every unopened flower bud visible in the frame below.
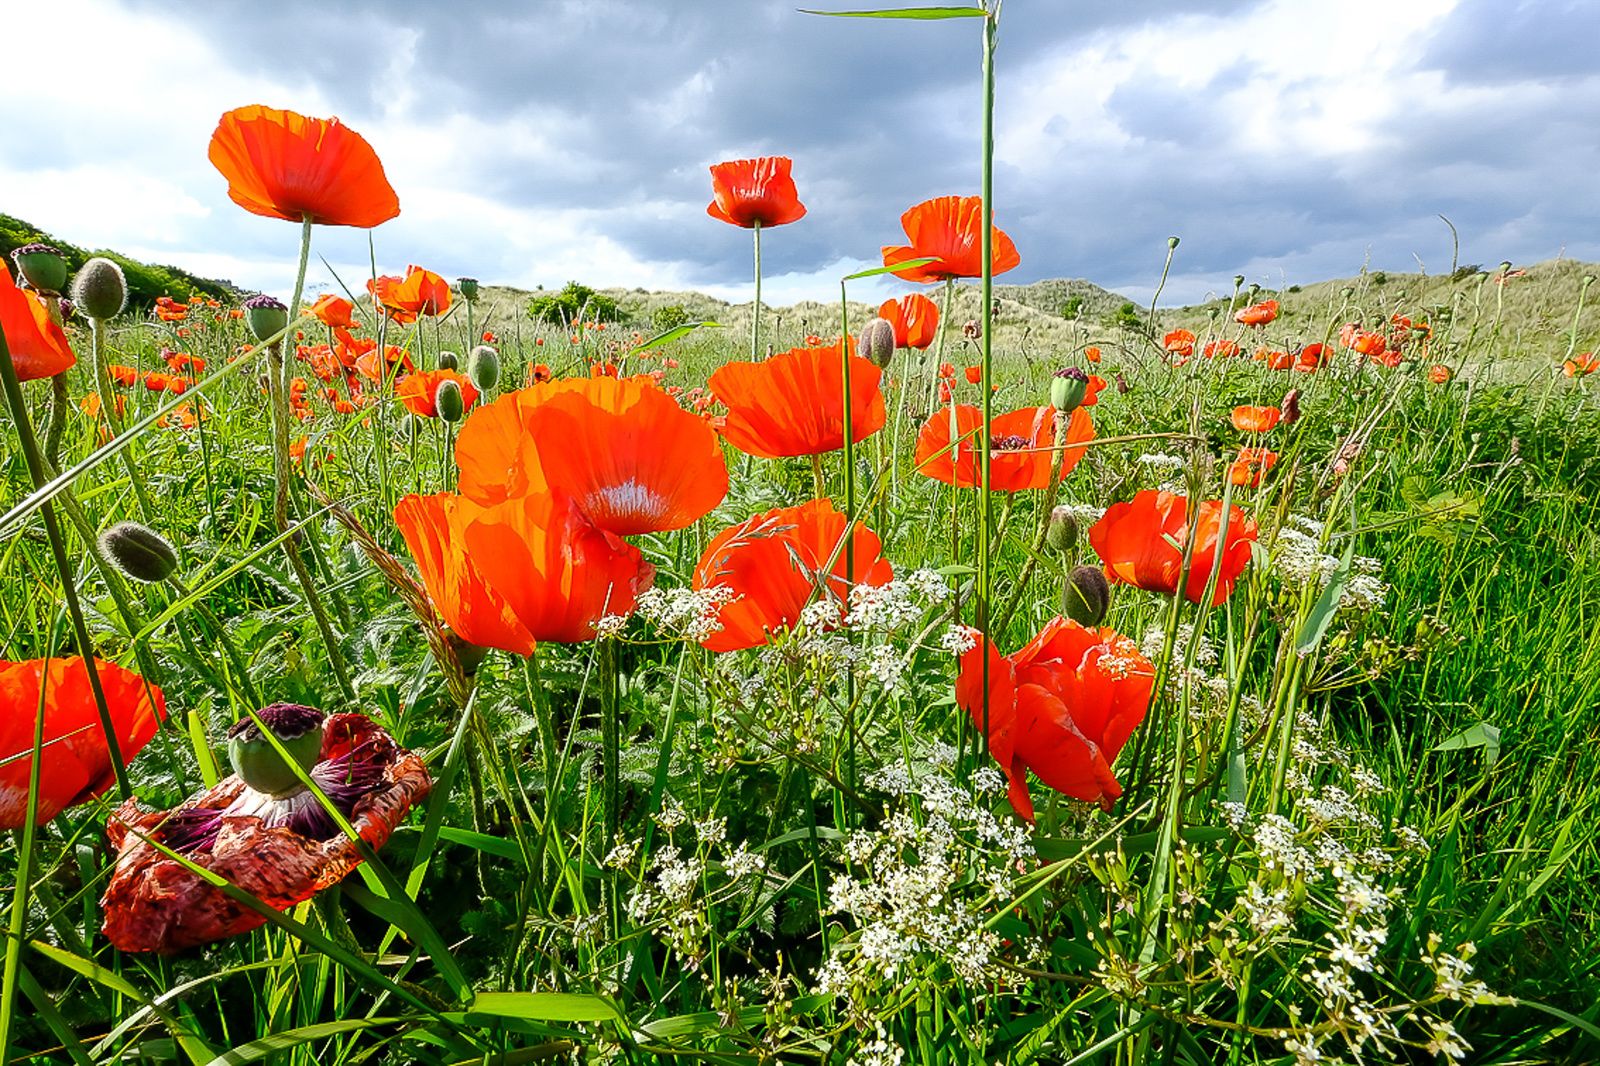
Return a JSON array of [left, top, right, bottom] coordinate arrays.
[[228, 703, 326, 797], [446, 628, 489, 676], [468, 345, 501, 391], [1061, 565, 1110, 627], [242, 294, 288, 344], [457, 277, 480, 301], [435, 378, 466, 423], [436, 349, 459, 370], [71, 257, 127, 320], [57, 298, 75, 322], [97, 521, 179, 583], [859, 318, 896, 368], [398, 412, 425, 442], [1050, 367, 1089, 412], [12, 243, 68, 294], [1281, 388, 1302, 425], [1045, 506, 1078, 554]]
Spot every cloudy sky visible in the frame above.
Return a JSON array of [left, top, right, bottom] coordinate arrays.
[[4, 0, 1595, 307]]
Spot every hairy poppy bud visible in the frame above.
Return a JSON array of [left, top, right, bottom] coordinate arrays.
[[436, 349, 459, 370], [1281, 388, 1302, 425], [435, 378, 466, 423], [1050, 367, 1089, 412], [1045, 506, 1078, 554], [468, 345, 501, 390], [457, 277, 479, 301], [1062, 565, 1110, 627], [446, 629, 489, 676], [97, 521, 179, 583], [859, 317, 896, 368], [397, 412, 425, 442], [12, 243, 68, 294], [227, 703, 326, 797], [72, 257, 128, 320], [242, 294, 288, 344]]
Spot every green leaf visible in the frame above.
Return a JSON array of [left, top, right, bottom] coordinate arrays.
[[801, 6, 987, 18], [1295, 540, 1354, 655], [465, 991, 623, 1025], [842, 257, 936, 281], [204, 1019, 404, 1066], [1432, 721, 1501, 765], [627, 320, 723, 355]]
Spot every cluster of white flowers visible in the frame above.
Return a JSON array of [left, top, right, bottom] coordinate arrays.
[[845, 1023, 905, 1066], [593, 612, 631, 639], [1270, 528, 1388, 613], [938, 625, 978, 656], [634, 584, 738, 642], [1138, 452, 1186, 471], [845, 581, 924, 630]]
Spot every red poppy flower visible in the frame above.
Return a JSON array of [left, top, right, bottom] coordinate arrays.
[[1231, 405, 1280, 433], [706, 156, 806, 228], [1563, 353, 1598, 378], [914, 404, 1094, 492], [0, 658, 164, 828], [1082, 374, 1107, 407], [1089, 490, 1257, 606], [692, 498, 892, 652], [369, 266, 451, 321], [1202, 339, 1241, 360], [394, 493, 538, 655], [397, 369, 479, 419], [878, 294, 940, 350], [955, 618, 1154, 820], [963, 365, 983, 385], [154, 297, 188, 323], [1293, 344, 1328, 373], [1084, 346, 1102, 364], [107, 364, 139, 388], [1235, 299, 1278, 326], [707, 341, 885, 459], [1340, 324, 1387, 357], [0, 263, 75, 381], [881, 196, 1021, 283], [207, 105, 400, 228], [306, 294, 359, 329], [1228, 447, 1278, 488]]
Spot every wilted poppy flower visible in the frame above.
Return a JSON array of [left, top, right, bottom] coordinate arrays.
[[0, 658, 164, 828], [881, 196, 1020, 283], [1162, 329, 1195, 358], [0, 263, 75, 381], [1088, 490, 1257, 606], [1428, 364, 1452, 384], [707, 341, 885, 459], [706, 157, 806, 228], [914, 404, 1094, 492], [1235, 299, 1279, 326], [955, 618, 1154, 820], [878, 294, 940, 350], [101, 707, 428, 954], [370, 266, 451, 321], [397, 369, 479, 419], [1228, 447, 1278, 488], [208, 105, 400, 228], [1231, 405, 1280, 433], [306, 294, 359, 329], [692, 498, 892, 652], [1564, 353, 1599, 378]]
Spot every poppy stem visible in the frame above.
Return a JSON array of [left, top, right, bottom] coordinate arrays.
[[995, 413, 1069, 632], [838, 279, 857, 791], [0, 678, 50, 1062], [43, 372, 69, 470], [974, 2, 1000, 771], [751, 220, 763, 361]]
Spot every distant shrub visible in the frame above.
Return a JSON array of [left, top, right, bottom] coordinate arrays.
[[527, 281, 624, 326], [1371, 271, 1388, 286], [1450, 264, 1484, 282], [651, 304, 691, 334], [1, 213, 234, 311], [1287, 284, 1302, 293], [1110, 301, 1143, 330], [1061, 294, 1085, 320]]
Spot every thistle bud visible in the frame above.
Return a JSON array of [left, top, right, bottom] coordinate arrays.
[[859, 317, 896, 368], [1050, 367, 1089, 412], [457, 277, 480, 301], [1281, 387, 1302, 425], [468, 345, 501, 390], [97, 521, 179, 583], [227, 703, 326, 797], [12, 243, 68, 294], [436, 349, 459, 370], [1045, 506, 1078, 554], [242, 294, 288, 344], [71, 257, 128, 320], [435, 378, 466, 423], [1061, 565, 1110, 627]]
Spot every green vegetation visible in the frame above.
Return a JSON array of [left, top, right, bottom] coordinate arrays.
[[0, 213, 235, 310], [525, 280, 625, 326]]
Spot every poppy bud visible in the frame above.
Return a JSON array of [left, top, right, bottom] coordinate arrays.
[[11, 243, 68, 294], [1168, 236, 1180, 249], [1061, 564, 1110, 627], [436, 349, 459, 370], [71, 257, 128, 320], [397, 412, 425, 442], [227, 703, 326, 797], [58, 298, 75, 322], [1050, 367, 1089, 412], [457, 277, 479, 301], [1115, 372, 1130, 395], [242, 294, 288, 344], [1045, 505, 1078, 554], [97, 521, 179, 583], [435, 379, 466, 423], [1281, 388, 1302, 425], [1499, 261, 1512, 275], [859, 318, 896, 368], [468, 345, 501, 390]]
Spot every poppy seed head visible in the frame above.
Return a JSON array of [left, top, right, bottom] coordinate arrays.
[[12, 243, 69, 293], [243, 294, 289, 343]]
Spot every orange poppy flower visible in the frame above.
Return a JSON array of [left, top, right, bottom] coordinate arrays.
[[955, 618, 1154, 819], [0, 263, 75, 381], [1202, 339, 1241, 360], [207, 105, 400, 228], [1293, 343, 1328, 373], [692, 498, 892, 653], [530, 363, 552, 384], [369, 265, 451, 320], [881, 195, 1021, 283], [1228, 447, 1278, 488], [354, 344, 414, 383], [1082, 374, 1107, 407], [397, 369, 479, 419], [878, 294, 940, 350], [707, 341, 886, 459], [455, 376, 728, 535], [962, 365, 983, 385], [1234, 299, 1278, 326], [154, 297, 187, 323], [1084, 346, 1102, 364], [395, 493, 538, 655], [1231, 405, 1280, 433], [1340, 324, 1387, 357], [706, 156, 806, 228], [1563, 353, 1599, 377], [1428, 364, 1452, 384], [306, 293, 359, 329], [0, 657, 164, 828], [1162, 329, 1195, 358], [1089, 490, 1257, 606], [143, 371, 171, 392], [914, 404, 1094, 492], [163, 403, 200, 430]]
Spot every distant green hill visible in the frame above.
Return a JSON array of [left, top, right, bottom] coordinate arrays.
[[1, 213, 237, 311]]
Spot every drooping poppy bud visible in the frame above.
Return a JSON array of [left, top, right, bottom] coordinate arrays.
[[1281, 388, 1302, 425], [227, 704, 326, 798], [859, 317, 896, 369], [242, 294, 289, 344], [72, 257, 127, 320], [1061, 564, 1110, 626], [1050, 367, 1089, 412], [436, 349, 459, 370], [1045, 505, 1078, 554], [12, 243, 69, 294], [457, 277, 479, 301], [97, 521, 179, 584], [435, 378, 466, 423], [468, 345, 500, 391]]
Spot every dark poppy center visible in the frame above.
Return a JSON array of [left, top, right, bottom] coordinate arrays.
[[992, 434, 1032, 452]]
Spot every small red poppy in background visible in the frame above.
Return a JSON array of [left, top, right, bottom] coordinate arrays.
[[1082, 374, 1107, 406], [0, 263, 75, 381], [397, 369, 479, 419], [530, 363, 552, 384], [693, 498, 892, 653], [1084, 346, 1102, 364], [881, 195, 1020, 283], [1228, 447, 1278, 488], [914, 404, 1094, 492], [1294, 344, 1328, 372], [1235, 299, 1278, 326], [963, 365, 983, 385], [1202, 339, 1240, 360], [107, 364, 139, 388], [0, 657, 164, 828], [208, 105, 400, 228], [154, 296, 188, 323], [1231, 405, 1280, 433], [1340, 324, 1387, 357], [1089, 489, 1257, 606], [306, 294, 359, 329], [1428, 364, 1452, 384], [708, 341, 885, 459], [370, 266, 451, 322], [706, 157, 806, 228], [878, 293, 940, 350], [1564, 353, 1600, 378], [1162, 329, 1195, 359], [955, 618, 1154, 820]]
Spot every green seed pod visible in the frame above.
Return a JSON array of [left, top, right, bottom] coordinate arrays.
[[436, 349, 459, 371], [227, 703, 326, 797], [457, 277, 480, 301], [1062, 565, 1110, 627], [71, 257, 128, 320], [1167, 235, 1180, 250], [1050, 367, 1089, 412], [97, 521, 179, 583], [859, 317, 897, 368], [435, 378, 466, 423], [1045, 506, 1078, 554], [12, 243, 69, 294], [468, 345, 501, 391], [242, 294, 288, 344]]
